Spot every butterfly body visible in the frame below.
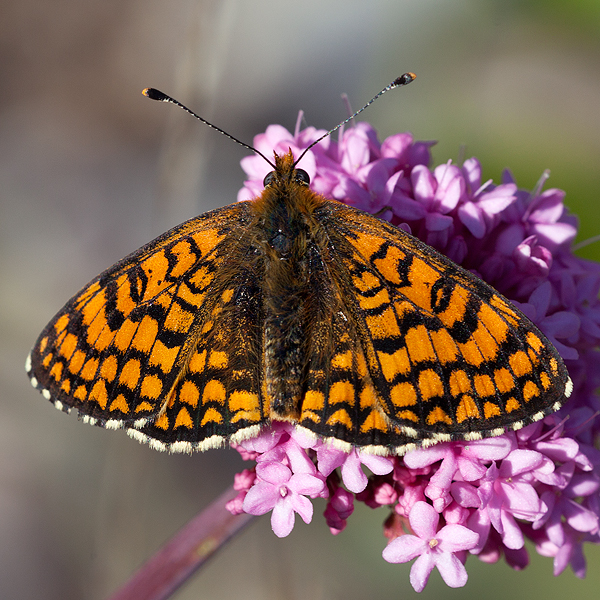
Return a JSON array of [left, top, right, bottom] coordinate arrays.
[[255, 160, 319, 420], [27, 150, 571, 455]]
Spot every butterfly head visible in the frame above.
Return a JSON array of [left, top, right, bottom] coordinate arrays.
[[262, 150, 311, 190]]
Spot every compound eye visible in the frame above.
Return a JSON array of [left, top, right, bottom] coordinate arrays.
[[263, 171, 277, 187], [294, 169, 310, 185]]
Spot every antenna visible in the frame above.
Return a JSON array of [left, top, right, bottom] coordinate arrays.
[[293, 72, 416, 167], [142, 87, 276, 169], [143, 72, 416, 171]]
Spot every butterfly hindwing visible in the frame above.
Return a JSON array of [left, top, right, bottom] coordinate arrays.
[[295, 239, 413, 451], [128, 262, 269, 451]]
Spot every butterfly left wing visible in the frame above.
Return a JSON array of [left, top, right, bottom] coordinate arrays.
[[296, 200, 571, 454], [27, 202, 270, 451]]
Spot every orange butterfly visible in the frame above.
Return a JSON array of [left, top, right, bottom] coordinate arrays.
[[27, 74, 571, 454]]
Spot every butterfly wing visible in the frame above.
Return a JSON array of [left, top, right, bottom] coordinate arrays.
[[297, 200, 571, 454], [27, 202, 269, 452]]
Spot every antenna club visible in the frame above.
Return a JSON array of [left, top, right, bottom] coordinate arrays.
[[393, 72, 416, 87], [143, 88, 168, 102]]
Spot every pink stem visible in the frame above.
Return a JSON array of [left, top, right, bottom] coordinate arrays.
[[108, 485, 255, 600]]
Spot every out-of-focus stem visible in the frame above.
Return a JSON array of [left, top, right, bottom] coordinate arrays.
[[108, 485, 255, 600]]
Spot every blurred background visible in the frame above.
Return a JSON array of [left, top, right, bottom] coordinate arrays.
[[2, 0, 600, 598]]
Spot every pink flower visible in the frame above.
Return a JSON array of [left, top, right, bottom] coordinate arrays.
[[225, 468, 257, 515], [242, 461, 326, 537], [317, 446, 394, 493], [533, 462, 600, 544], [382, 501, 479, 591], [324, 481, 355, 535], [475, 451, 547, 550], [404, 437, 513, 512]]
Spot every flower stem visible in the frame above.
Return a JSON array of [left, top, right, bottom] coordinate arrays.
[[108, 485, 255, 600]]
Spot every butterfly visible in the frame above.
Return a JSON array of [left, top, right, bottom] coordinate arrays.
[[27, 74, 572, 455]]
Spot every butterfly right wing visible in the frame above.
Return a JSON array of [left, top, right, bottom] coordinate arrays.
[[296, 200, 571, 455]]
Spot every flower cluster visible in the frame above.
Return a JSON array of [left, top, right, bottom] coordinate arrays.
[[229, 118, 600, 591]]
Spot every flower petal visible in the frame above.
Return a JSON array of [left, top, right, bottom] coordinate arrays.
[[382, 535, 427, 563], [271, 497, 295, 537], [256, 461, 291, 484], [433, 551, 469, 588], [409, 501, 439, 540], [242, 482, 278, 515], [436, 524, 479, 552], [410, 553, 436, 593]]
